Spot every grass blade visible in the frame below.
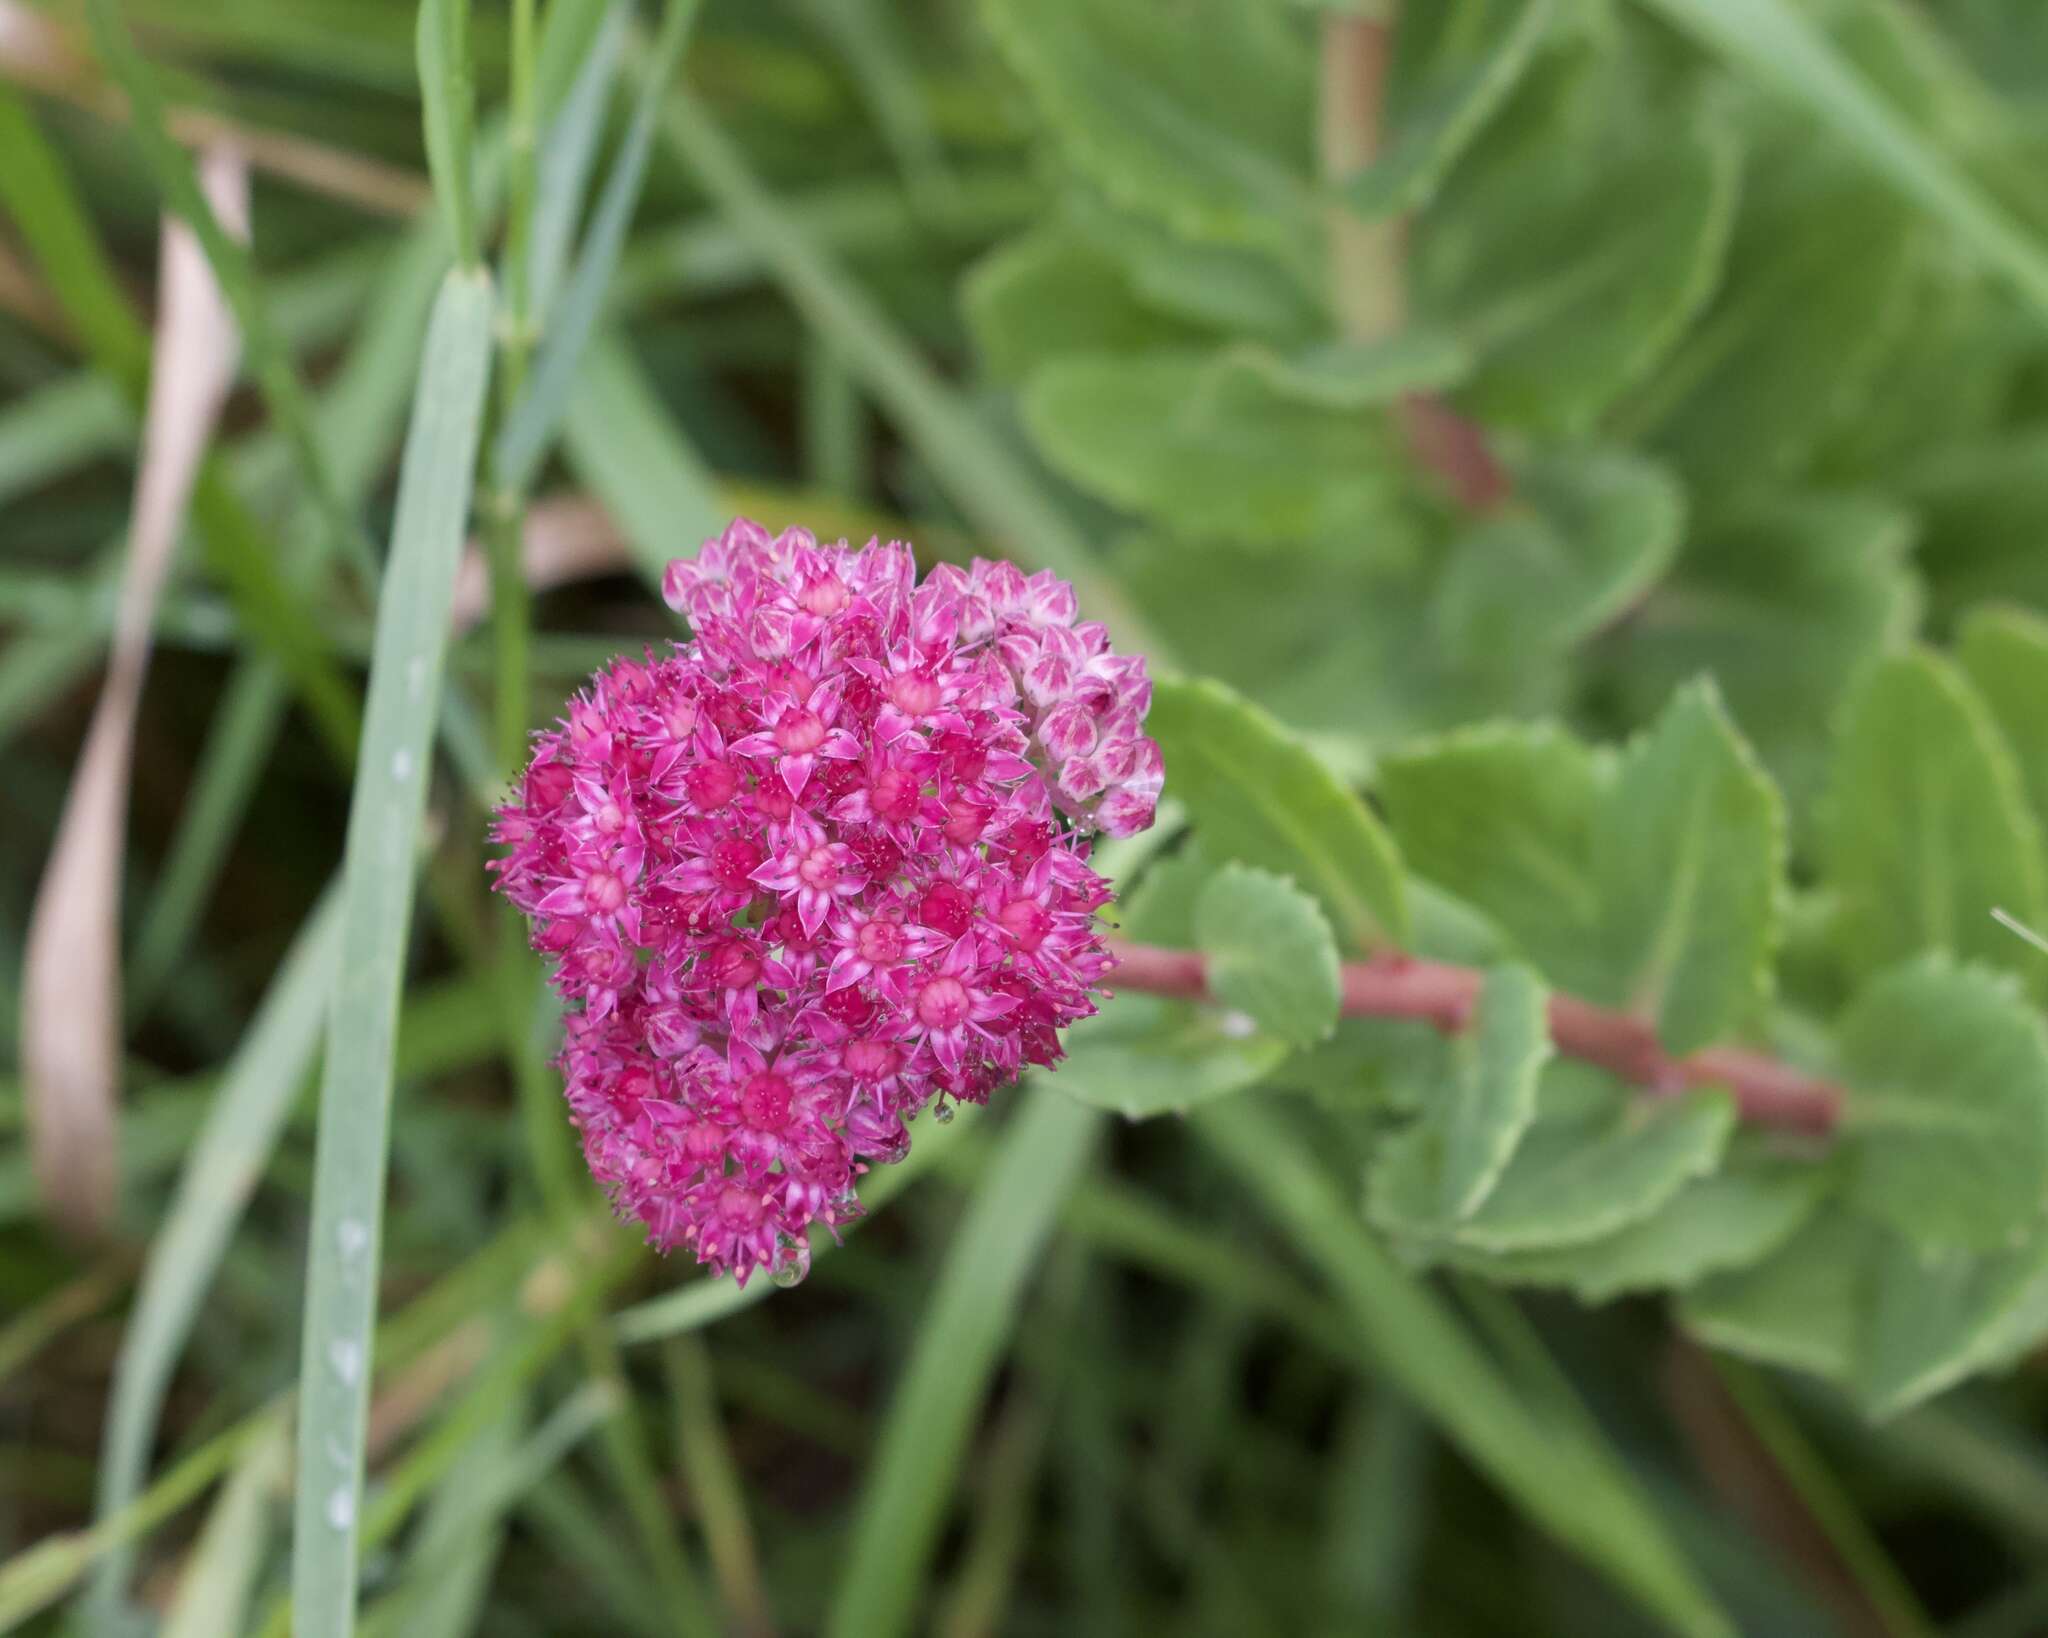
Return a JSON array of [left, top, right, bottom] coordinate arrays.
[[494, 0, 703, 496], [1634, 0, 2048, 320], [1195, 1094, 1734, 1638], [418, 0, 479, 269], [161, 1423, 290, 1638], [92, 887, 341, 1624], [825, 1092, 1099, 1638], [290, 267, 494, 1638]]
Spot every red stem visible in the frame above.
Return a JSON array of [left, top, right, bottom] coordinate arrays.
[[1106, 943, 1844, 1137]]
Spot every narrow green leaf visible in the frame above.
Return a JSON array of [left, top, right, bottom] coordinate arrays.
[[1824, 649, 2046, 983], [1839, 956, 2048, 1256], [561, 332, 727, 590], [94, 891, 339, 1622], [1151, 676, 1409, 950], [292, 268, 495, 1638], [1195, 864, 1342, 1049], [1423, 1063, 1737, 1254], [1633, 0, 2048, 320], [1200, 1098, 1734, 1638], [826, 1092, 1098, 1638], [418, 0, 479, 266], [1344, 0, 1554, 219], [1365, 963, 1550, 1228], [1593, 680, 1785, 1053], [496, 0, 704, 495], [162, 1426, 290, 1638], [528, 4, 629, 325]]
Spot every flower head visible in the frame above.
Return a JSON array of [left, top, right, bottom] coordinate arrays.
[[492, 520, 1158, 1283]]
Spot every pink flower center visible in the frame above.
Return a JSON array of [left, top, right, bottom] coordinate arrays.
[[742, 1072, 793, 1129], [799, 845, 842, 890], [857, 920, 905, 965], [799, 572, 848, 616], [916, 976, 970, 1030], [618, 1068, 656, 1102], [707, 941, 759, 989], [943, 797, 989, 845], [998, 897, 1053, 951], [585, 870, 627, 913], [717, 1184, 764, 1226], [919, 882, 973, 939], [870, 766, 918, 824], [527, 760, 574, 809], [685, 762, 738, 810], [683, 1122, 726, 1163], [844, 1037, 900, 1079], [712, 837, 764, 892], [889, 671, 942, 716], [593, 800, 625, 834], [775, 709, 826, 754]]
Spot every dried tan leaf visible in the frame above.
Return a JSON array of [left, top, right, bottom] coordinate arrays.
[[20, 146, 248, 1242]]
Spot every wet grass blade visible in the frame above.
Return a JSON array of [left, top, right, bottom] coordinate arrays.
[[91, 887, 340, 1624], [826, 1092, 1099, 1638], [290, 267, 494, 1638]]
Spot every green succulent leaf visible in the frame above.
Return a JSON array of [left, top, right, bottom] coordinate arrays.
[[1838, 956, 2048, 1256], [1385, 1061, 1737, 1254], [1958, 604, 2048, 838], [1364, 964, 1551, 1229], [1342, 0, 1556, 220], [1151, 676, 1409, 951], [1056, 992, 1290, 1120], [1593, 679, 1785, 1054], [1021, 351, 1407, 546], [1824, 649, 2046, 984], [963, 229, 1208, 383], [1195, 864, 1343, 1050], [1679, 1213, 1873, 1384]]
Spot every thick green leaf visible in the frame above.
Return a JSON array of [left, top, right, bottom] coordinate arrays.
[[1680, 1213, 1872, 1384], [1959, 605, 2048, 836], [1195, 864, 1342, 1049], [1432, 1063, 1737, 1254], [1218, 332, 1474, 408], [1365, 964, 1551, 1229], [1593, 679, 1785, 1053], [1151, 676, 1409, 950], [1377, 721, 1607, 989], [1345, 0, 1555, 219], [1604, 493, 1920, 824], [1634, 0, 2048, 321], [1419, 108, 1738, 434], [1056, 993, 1290, 1120], [979, 0, 1317, 267], [1021, 351, 1405, 547], [1445, 1142, 1829, 1301], [1823, 649, 2046, 983], [1838, 957, 2048, 1256], [291, 269, 495, 1638], [1630, 157, 1921, 494], [1434, 449, 1684, 665], [1861, 1224, 2048, 1417], [963, 230, 1207, 383]]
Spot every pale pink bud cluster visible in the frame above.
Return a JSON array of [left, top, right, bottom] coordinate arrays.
[[491, 520, 1159, 1284]]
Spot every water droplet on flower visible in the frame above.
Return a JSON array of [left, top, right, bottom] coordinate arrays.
[[932, 1099, 955, 1125], [770, 1261, 804, 1289]]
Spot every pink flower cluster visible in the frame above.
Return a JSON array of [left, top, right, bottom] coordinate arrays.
[[491, 520, 1160, 1284]]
